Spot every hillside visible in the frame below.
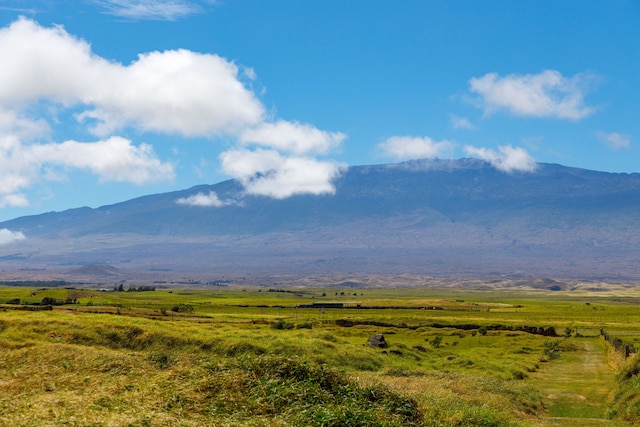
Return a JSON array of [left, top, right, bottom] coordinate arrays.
[[1, 158, 640, 280]]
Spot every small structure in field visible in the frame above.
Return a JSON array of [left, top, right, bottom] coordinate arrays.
[[296, 302, 362, 309]]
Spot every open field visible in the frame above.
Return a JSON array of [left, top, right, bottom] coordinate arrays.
[[1, 283, 640, 426]]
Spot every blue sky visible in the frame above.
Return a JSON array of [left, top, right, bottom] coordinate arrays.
[[0, 0, 638, 225]]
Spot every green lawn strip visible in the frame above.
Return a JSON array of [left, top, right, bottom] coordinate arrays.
[[530, 338, 625, 424]]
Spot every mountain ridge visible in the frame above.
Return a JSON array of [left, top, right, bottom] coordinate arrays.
[[1, 158, 640, 280]]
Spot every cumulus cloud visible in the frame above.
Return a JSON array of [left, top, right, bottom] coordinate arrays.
[[230, 121, 348, 198], [464, 145, 537, 173], [94, 0, 212, 21], [37, 137, 175, 184], [379, 135, 455, 160], [597, 131, 631, 150], [450, 115, 474, 130], [469, 70, 595, 120], [220, 149, 345, 199], [0, 228, 26, 245], [0, 18, 263, 136], [176, 191, 236, 207], [239, 120, 346, 155], [0, 134, 173, 205]]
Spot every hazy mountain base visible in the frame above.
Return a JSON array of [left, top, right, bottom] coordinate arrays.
[[1, 225, 639, 281], [0, 263, 635, 294]]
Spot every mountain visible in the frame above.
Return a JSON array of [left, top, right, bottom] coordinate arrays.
[[1, 158, 640, 280]]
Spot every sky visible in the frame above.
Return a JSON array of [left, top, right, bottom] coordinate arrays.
[[0, 0, 638, 227]]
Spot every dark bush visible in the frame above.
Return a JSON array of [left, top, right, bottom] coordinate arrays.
[[271, 319, 294, 330], [171, 304, 194, 313]]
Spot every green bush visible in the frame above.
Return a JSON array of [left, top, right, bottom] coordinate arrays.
[[271, 319, 294, 330], [171, 304, 194, 313], [542, 340, 561, 360]]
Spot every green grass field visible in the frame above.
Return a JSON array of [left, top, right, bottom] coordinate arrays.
[[1, 284, 639, 426]]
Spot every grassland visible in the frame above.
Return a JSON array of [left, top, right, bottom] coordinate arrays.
[[1, 283, 640, 426]]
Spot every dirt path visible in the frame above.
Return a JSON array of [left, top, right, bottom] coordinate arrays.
[[530, 338, 627, 426]]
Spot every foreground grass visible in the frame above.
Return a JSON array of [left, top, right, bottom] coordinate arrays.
[[1, 285, 639, 426], [0, 308, 545, 426]]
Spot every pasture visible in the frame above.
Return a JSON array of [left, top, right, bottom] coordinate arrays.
[[1, 283, 640, 426]]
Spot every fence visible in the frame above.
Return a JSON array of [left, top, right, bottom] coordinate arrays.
[[601, 328, 638, 359]]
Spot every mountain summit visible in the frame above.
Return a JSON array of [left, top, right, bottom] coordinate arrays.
[[1, 159, 639, 280]]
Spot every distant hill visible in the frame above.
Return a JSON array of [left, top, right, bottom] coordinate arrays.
[[65, 264, 122, 278], [1, 158, 640, 280]]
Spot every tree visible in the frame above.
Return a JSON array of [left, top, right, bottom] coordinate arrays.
[[40, 297, 56, 306]]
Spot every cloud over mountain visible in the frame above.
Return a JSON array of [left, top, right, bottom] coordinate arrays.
[[220, 149, 345, 198], [379, 136, 455, 160], [0, 228, 25, 245], [464, 145, 537, 173], [176, 191, 236, 207]]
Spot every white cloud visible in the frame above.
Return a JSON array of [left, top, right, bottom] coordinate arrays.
[[0, 18, 263, 137], [597, 131, 631, 150], [240, 120, 345, 155], [469, 70, 594, 120], [379, 135, 455, 160], [0, 17, 259, 207], [450, 115, 475, 130], [0, 194, 29, 208], [0, 134, 174, 200], [220, 149, 345, 199], [94, 0, 212, 21], [36, 137, 175, 184], [176, 191, 235, 207], [0, 228, 26, 245], [464, 145, 537, 173], [0, 18, 347, 209]]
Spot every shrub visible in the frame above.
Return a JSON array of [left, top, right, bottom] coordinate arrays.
[[431, 336, 443, 348], [542, 340, 561, 360], [271, 319, 294, 330], [171, 304, 194, 313]]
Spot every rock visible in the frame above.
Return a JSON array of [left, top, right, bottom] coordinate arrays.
[[368, 334, 388, 348]]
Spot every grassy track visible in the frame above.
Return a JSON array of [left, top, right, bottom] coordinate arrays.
[[531, 338, 626, 426]]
